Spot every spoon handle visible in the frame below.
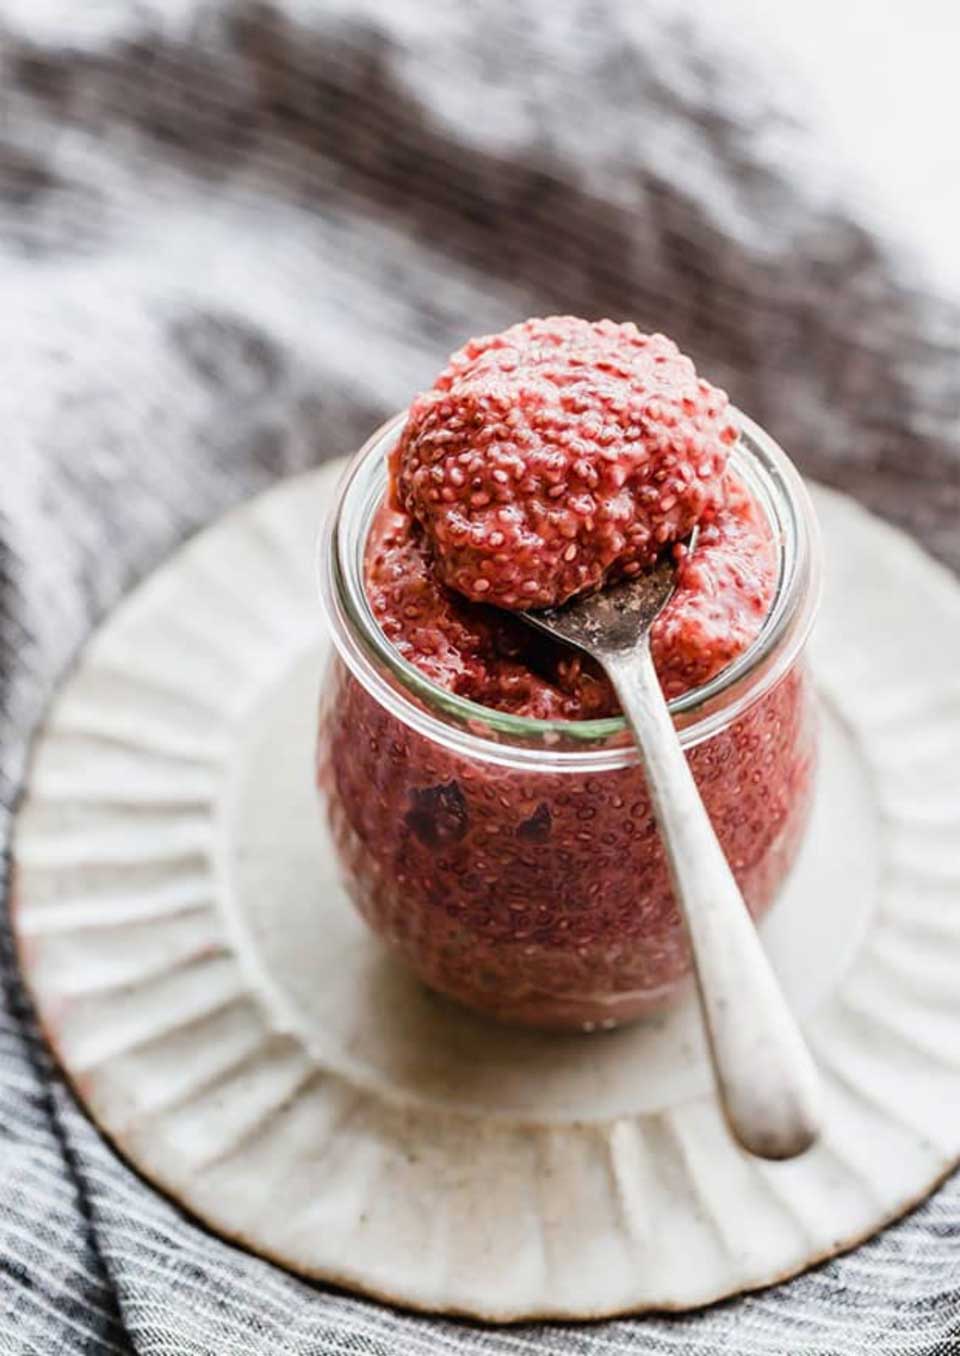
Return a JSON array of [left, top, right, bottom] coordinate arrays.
[[605, 642, 821, 1160]]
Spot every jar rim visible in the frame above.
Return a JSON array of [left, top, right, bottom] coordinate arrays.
[[318, 409, 822, 771]]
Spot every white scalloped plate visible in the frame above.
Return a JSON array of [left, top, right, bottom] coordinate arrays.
[[11, 462, 960, 1321]]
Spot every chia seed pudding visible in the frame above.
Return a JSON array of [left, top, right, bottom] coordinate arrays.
[[318, 318, 821, 1030]]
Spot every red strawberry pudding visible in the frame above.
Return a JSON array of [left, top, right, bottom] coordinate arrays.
[[318, 318, 820, 1029]]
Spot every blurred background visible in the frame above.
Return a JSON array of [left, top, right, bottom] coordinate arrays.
[[1, 1, 959, 1351], [2, 2, 958, 628]]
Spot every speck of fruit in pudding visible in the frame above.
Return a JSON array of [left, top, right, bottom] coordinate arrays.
[[390, 316, 738, 611]]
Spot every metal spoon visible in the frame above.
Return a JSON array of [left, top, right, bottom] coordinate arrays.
[[521, 545, 822, 1160]]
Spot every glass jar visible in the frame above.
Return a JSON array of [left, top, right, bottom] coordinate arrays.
[[317, 411, 821, 1031]]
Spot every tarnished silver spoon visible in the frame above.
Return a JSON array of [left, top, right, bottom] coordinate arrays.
[[521, 542, 822, 1160]]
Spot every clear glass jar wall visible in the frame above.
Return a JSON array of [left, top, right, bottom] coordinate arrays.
[[317, 413, 822, 1031]]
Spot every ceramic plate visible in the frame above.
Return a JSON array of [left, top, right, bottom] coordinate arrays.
[[11, 462, 960, 1320]]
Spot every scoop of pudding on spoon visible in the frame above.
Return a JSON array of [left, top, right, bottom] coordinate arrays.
[[520, 536, 821, 1161]]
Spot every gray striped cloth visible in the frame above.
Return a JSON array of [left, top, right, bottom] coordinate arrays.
[[2, 2, 958, 1352]]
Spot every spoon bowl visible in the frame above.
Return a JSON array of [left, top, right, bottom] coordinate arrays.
[[522, 537, 691, 658]]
